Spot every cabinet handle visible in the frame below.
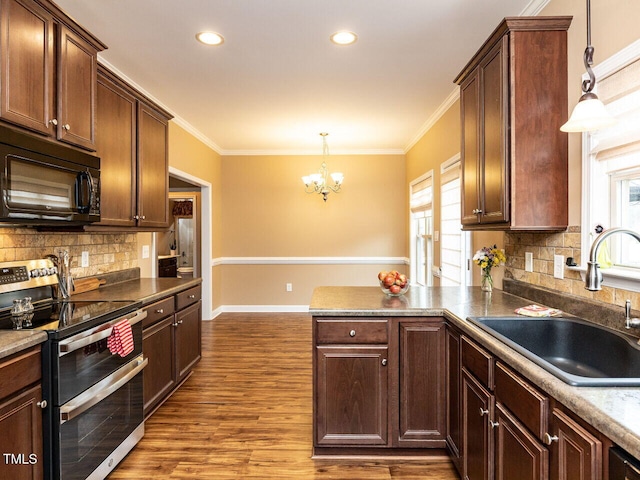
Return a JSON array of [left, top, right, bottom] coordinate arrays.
[[381, 358, 387, 366], [49, 119, 58, 126], [543, 433, 559, 445], [37, 400, 47, 409], [188, 294, 196, 299], [490, 421, 499, 429], [349, 330, 356, 337], [63, 124, 71, 131], [156, 309, 164, 314], [479, 408, 489, 416], [472, 208, 483, 215]]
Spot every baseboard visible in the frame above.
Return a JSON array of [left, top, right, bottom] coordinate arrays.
[[205, 305, 310, 319]]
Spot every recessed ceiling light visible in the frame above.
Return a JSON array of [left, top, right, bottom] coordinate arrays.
[[196, 31, 225, 46], [330, 31, 358, 46]]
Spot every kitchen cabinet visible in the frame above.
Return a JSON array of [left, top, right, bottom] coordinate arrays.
[[454, 17, 572, 231], [446, 324, 462, 473], [457, 333, 606, 480], [313, 316, 446, 454], [142, 285, 201, 417], [95, 65, 172, 229], [0, 0, 105, 150], [0, 346, 44, 480]]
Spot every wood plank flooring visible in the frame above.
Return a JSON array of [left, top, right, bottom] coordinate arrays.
[[108, 313, 461, 479]]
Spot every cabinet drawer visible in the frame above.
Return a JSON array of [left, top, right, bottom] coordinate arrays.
[[461, 336, 494, 389], [495, 362, 548, 440], [316, 319, 388, 344], [143, 296, 175, 328], [0, 346, 41, 400], [176, 286, 201, 310]]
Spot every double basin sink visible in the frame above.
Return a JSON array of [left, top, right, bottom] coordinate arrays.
[[468, 316, 640, 386]]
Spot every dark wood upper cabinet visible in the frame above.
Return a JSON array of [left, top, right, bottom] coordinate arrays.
[[455, 17, 572, 231], [0, 0, 105, 150]]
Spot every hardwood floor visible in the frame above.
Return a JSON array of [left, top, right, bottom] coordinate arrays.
[[108, 313, 461, 479]]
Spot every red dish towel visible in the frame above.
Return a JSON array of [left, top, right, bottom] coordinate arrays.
[[107, 319, 134, 357]]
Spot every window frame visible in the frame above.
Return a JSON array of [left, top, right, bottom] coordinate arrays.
[[409, 170, 434, 287], [579, 39, 640, 291]]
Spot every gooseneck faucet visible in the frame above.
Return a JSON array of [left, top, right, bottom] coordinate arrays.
[[585, 227, 640, 291]]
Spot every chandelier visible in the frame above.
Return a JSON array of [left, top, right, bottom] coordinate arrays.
[[302, 133, 344, 202]]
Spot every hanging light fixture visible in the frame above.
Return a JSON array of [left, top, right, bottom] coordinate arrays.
[[560, 0, 616, 132], [302, 133, 344, 202]]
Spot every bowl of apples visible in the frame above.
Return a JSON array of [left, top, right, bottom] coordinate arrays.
[[378, 270, 410, 296]]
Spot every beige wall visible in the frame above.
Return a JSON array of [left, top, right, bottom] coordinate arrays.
[[219, 153, 407, 305]]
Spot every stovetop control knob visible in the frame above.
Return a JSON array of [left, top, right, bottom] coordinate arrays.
[[39, 268, 48, 277], [30, 269, 40, 278]]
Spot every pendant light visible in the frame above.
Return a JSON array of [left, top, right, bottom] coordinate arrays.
[[560, 0, 616, 132]]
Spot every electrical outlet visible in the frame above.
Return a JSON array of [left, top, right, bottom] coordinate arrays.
[[554, 255, 564, 279], [81, 251, 89, 268], [286, 283, 293, 292], [142, 245, 150, 259], [525, 252, 533, 272], [434, 231, 439, 242]]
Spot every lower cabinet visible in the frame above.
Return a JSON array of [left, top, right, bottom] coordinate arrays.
[[313, 316, 445, 453], [142, 285, 202, 417], [0, 346, 44, 480], [457, 333, 606, 480]]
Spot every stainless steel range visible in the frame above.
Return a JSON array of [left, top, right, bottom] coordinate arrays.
[[0, 259, 147, 480]]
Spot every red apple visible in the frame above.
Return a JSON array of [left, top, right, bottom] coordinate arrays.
[[378, 271, 388, 281], [383, 275, 396, 288], [389, 284, 401, 294]]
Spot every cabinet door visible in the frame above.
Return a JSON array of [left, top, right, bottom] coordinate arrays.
[[57, 24, 97, 150], [95, 69, 137, 226], [495, 402, 548, 480], [142, 316, 176, 416], [446, 326, 462, 465], [460, 72, 480, 226], [479, 38, 509, 225], [549, 409, 602, 480], [174, 301, 202, 383], [0, 384, 44, 480], [316, 345, 389, 446], [137, 101, 169, 228], [0, 0, 55, 135], [398, 320, 446, 447], [462, 368, 493, 480]]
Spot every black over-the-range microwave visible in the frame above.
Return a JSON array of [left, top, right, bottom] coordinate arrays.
[[0, 125, 100, 225]]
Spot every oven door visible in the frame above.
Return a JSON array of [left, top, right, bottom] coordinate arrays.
[[54, 309, 146, 404], [54, 355, 147, 480]]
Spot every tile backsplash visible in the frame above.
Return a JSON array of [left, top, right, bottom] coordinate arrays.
[[504, 225, 640, 310], [0, 228, 138, 279]]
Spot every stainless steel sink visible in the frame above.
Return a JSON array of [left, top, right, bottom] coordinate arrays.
[[468, 316, 640, 386]]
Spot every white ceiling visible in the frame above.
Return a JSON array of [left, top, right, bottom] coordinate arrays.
[[54, 0, 547, 154]]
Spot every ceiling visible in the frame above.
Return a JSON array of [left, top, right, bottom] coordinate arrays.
[[54, 0, 547, 154]]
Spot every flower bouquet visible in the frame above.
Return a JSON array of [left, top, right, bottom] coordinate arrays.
[[473, 244, 506, 292]]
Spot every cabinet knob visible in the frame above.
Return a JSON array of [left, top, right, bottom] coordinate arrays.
[[490, 421, 499, 429], [188, 294, 196, 299], [63, 124, 70, 131], [381, 358, 387, 366], [543, 433, 559, 445], [349, 330, 356, 337], [472, 208, 483, 215], [156, 309, 164, 314], [141, 215, 146, 220], [178, 319, 183, 325], [133, 215, 139, 220], [479, 408, 489, 417], [37, 400, 47, 409], [49, 119, 58, 126]]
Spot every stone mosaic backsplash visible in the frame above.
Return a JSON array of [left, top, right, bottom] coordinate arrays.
[[504, 225, 640, 313], [0, 228, 138, 279]]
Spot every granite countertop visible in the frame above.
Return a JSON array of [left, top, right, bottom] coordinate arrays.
[[310, 286, 640, 459], [0, 277, 202, 360], [72, 277, 202, 305]]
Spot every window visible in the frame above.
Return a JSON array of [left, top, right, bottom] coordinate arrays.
[[440, 155, 470, 286], [410, 171, 433, 286], [583, 40, 640, 289]]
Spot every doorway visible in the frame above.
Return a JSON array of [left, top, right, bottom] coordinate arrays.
[[168, 192, 200, 278]]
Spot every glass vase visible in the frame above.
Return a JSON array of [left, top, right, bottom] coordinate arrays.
[[481, 269, 493, 292]]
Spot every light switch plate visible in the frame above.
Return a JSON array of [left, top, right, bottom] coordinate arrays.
[[554, 254, 564, 279], [142, 245, 150, 259], [525, 252, 533, 272], [81, 251, 89, 268]]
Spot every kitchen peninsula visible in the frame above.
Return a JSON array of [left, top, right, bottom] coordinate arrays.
[[310, 285, 640, 476]]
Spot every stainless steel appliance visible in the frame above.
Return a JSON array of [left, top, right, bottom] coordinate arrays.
[[611, 447, 640, 479], [0, 125, 100, 225], [0, 259, 146, 480]]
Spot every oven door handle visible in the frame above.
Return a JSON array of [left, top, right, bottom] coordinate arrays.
[[58, 309, 147, 355], [60, 355, 148, 424]]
